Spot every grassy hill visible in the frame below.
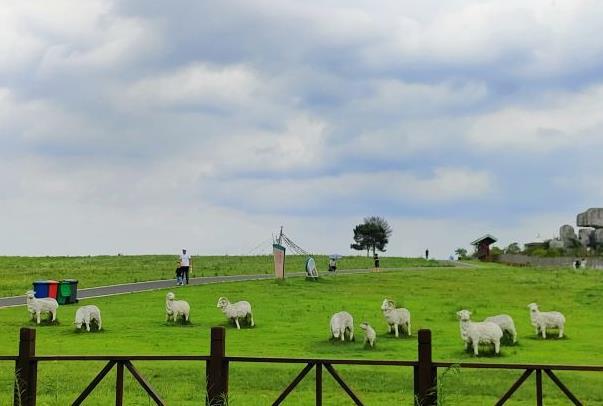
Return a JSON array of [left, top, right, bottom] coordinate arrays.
[[0, 254, 443, 297], [1, 260, 602, 404]]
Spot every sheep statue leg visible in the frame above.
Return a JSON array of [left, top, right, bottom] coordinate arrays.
[[387, 324, 392, 334], [407, 321, 412, 336], [559, 325, 564, 338], [349, 328, 354, 341], [472, 341, 479, 356], [235, 318, 241, 330], [340, 329, 345, 342], [394, 324, 399, 338], [98, 314, 102, 330], [494, 340, 500, 355], [85, 316, 91, 332], [52, 309, 57, 322], [36, 311, 41, 325], [541, 326, 547, 339], [249, 313, 255, 327]]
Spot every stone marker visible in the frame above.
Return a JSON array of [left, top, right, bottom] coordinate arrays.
[[578, 228, 595, 247]]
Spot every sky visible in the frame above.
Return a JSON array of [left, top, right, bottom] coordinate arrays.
[[2, 0, 603, 258]]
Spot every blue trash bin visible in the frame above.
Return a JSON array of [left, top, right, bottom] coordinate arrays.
[[32, 280, 49, 298]]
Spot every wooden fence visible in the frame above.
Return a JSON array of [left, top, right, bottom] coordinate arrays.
[[6, 327, 603, 405]]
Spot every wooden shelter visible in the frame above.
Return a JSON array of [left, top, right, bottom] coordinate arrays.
[[471, 234, 498, 260]]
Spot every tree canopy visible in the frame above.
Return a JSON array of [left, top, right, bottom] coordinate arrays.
[[350, 216, 393, 256]]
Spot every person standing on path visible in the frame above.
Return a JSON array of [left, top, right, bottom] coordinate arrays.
[[425, 249, 429, 260], [179, 249, 192, 285]]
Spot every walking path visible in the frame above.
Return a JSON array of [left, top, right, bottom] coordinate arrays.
[[0, 262, 468, 308]]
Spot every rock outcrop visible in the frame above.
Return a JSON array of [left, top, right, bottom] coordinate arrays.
[[577, 208, 603, 229]]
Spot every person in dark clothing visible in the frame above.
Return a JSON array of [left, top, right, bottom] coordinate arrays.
[[373, 253, 380, 268], [425, 249, 429, 260]]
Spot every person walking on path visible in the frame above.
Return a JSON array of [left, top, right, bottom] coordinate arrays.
[[425, 249, 429, 260], [179, 249, 193, 285]]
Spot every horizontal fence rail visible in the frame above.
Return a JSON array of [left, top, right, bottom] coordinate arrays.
[[6, 326, 603, 405]]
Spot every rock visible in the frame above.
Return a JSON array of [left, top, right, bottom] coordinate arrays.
[[577, 208, 603, 229], [578, 228, 595, 247], [559, 225, 578, 248], [595, 229, 603, 246]]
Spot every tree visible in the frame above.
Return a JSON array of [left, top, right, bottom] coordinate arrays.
[[350, 216, 393, 257], [454, 248, 468, 259], [505, 242, 521, 254]]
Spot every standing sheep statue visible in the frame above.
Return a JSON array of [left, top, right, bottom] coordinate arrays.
[[359, 322, 376, 348], [483, 314, 517, 344], [74, 305, 102, 332], [457, 309, 503, 356], [25, 290, 58, 324], [216, 297, 254, 329], [165, 292, 190, 323], [330, 311, 354, 342], [528, 303, 565, 338], [381, 299, 411, 337]]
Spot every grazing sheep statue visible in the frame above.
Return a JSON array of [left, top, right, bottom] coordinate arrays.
[[330, 311, 354, 342], [457, 309, 503, 356], [528, 303, 565, 338], [360, 322, 376, 348], [381, 299, 411, 337], [25, 290, 58, 324], [74, 305, 102, 331], [216, 297, 254, 329], [165, 292, 190, 323], [484, 314, 517, 343]]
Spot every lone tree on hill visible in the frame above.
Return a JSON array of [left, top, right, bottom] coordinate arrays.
[[350, 216, 393, 257]]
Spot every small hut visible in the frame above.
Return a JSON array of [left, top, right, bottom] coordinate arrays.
[[471, 234, 498, 260]]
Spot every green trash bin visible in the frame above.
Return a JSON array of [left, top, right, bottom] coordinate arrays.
[[57, 281, 72, 305], [63, 279, 79, 304]]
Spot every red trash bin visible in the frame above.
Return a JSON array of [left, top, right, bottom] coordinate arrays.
[[47, 280, 59, 299]]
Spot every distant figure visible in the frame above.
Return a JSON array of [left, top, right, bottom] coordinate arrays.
[[175, 261, 183, 286], [425, 249, 429, 260], [179, 249, 192, 285], [373, 253, 380, 268], [328, 257, 337, 272], [581, 258, 587, 269]]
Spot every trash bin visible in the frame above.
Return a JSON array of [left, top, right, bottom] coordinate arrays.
[[47, 280, 59, 299], [32, 280, 49, 298], [57, 281, 72, 305], [62, 279, 78, 304]]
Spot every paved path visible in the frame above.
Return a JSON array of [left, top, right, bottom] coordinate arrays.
[[0, 263, 468, 308]]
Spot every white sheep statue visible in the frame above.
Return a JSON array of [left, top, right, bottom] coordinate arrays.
[[216, 297, 254, 329], [381, 299, 411, 337], [74, 305, 102, 332], [359, 322, 376, 348], [457, 309, 503, 356], [165, 292, 190, 323], [330, 311, 354, 342], [528, 303, 565, 338], [484, 314, 517, 343], [25, 290, 58, 324]]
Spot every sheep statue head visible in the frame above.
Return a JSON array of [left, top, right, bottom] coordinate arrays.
[[216, 297, 230, 309], [380, 299, 396, 311], [456, 309, 472, 321], [166, 292, 176, 301], [359, 322, 370, 331], [527, 303, 539, 313], [25, 290, 36, 300]]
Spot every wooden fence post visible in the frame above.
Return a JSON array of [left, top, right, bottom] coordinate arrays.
[[414, 329, 437, 406], [206, 327, 228, 406], [14, 327, 37, 406]]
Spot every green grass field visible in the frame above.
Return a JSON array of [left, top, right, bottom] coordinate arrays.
[[1, 260, 602, 405], [0, 255, 443, 297]]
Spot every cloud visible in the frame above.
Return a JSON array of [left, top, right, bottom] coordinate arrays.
[[2, 0, 603, 257], [467, 84, 603, 150]]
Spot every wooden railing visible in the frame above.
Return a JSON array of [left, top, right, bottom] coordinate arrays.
[[8, 327, 603, 405]]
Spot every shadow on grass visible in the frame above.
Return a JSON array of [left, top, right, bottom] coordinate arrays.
[[27, 319, 60, 327], [525, 334, 569, 341]]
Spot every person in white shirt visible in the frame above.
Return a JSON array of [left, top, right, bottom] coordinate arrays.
[[179, 249, 193, 285]]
